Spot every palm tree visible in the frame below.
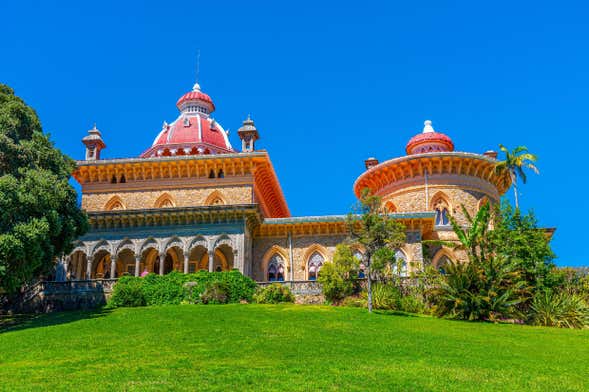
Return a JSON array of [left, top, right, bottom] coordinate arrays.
[[495, 145, 539, 209]]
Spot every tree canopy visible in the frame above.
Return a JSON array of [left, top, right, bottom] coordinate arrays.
[[347, 190, 406, 312], [0, 84, 87, 293]]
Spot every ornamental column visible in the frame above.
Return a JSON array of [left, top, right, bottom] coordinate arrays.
[[134, 254, 141, 277], [86, 256, 93, 280], [183, 253, 189, 274], [208, 250, 214, 272], [110, 254, 117, 279], [159, 254, 165, 275]]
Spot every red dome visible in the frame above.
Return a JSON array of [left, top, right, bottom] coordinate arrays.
[[140, 83, 233, 158], [176, 90, 215, 112], [405, 120, 454, 155]]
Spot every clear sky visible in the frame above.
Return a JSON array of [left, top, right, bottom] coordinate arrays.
[[1, 1, 587, 266]]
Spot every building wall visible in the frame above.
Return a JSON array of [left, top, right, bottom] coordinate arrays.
[[252, 231, 424, 282], [82, 185, 253, 212], [382, 182, 494, 226]]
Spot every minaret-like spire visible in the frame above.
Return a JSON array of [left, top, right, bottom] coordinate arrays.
[[82, 123, 106, 160], [423, 120, 435, 133], [237, 115, 260, 152]]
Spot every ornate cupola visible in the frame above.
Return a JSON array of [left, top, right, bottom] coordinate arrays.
[[237, 115, 259, 152], [176, 82, 215, 116], [140, 81, 233, 158], [405, 120, 454, 155], [82, 124, 106, 160]]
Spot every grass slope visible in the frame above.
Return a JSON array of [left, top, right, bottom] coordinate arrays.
[[0, 305, 588, 391]]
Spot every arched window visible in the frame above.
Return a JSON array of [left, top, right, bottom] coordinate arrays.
[[432, 195, 451, 226], [437, 255, 452, 274], [209, 169, 215, 178], [205, 191, 226, 206], [267, 254, 285, 282], [307, 252, 324, 281], [105, 196, 125, 211], [392, 249, 408, 277], [384, 201, 397, 213], [353, 250, 365, 278], [154, 193, 175, 208], [120, 174, 126, 183], [111, 175, 117, 184], [218, 169, 225, 178]]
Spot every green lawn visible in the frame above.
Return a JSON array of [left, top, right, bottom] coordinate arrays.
[[0, 305, 588, 391]]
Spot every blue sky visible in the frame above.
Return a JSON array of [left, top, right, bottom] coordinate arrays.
[[1, 1, 587, 266]]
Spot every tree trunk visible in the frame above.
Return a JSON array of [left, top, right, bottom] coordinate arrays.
[[366, 254, 373, 313], [513, 180, 519, 210]]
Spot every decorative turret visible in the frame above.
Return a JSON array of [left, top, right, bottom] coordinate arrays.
[[237, 115, 259, 152], [82, 124, 106, 160], [405, 120, 454, 155], [364, 157, 379, 170]]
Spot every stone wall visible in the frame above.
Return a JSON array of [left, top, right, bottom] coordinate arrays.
[[82, 185, 253, 212], [252, 233, 348, 281], [4, 280, 116, 314], [384, 184, 490, 226]]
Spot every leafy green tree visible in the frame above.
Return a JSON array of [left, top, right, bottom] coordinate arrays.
[[0, 84, 87, 293], [431, 203, 529, 320], [347, 190, 406, 313], [318, 244, 359, 302], [495, 144, 539, 209], [490, 202, 556, 294]]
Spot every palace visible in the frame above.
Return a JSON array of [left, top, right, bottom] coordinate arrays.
[[62, 80, 510, 282]]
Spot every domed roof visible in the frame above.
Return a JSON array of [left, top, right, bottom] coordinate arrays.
[[176, 83, 215, 112], [405, 120, 454, 155], [140, 83, 233, 158]]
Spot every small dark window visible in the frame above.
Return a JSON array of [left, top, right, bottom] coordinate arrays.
[[120, 174, 126, 183], [218, 169, 224, 178], [111, 175, 117, 184], [209, 169, 215, 179]]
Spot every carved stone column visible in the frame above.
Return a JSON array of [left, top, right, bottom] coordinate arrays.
[[183, 253, 189, 274], [159, 254, 165, 275], [110, 254, 117, 279], [86, 256, 93, 280], [134, 254, 141, 277], [208, 250, 214, 272]]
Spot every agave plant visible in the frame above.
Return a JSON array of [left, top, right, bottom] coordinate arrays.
[[529, 290, 589, 329], [432, 255, 528, 321]]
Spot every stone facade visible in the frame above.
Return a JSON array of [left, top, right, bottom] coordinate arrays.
[[82, 184, 253, 212]]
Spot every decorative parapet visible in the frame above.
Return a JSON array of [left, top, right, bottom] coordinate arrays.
[[256, 212, 435, 237]]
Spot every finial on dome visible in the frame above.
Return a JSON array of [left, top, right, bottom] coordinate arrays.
[[423, 120, 435, 133], [194, 49, 201, 91]]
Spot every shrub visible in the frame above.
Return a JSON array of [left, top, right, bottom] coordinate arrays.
[[254, 283, 295, 304], [109, 276, 145, 307], [432, 256, 528, 321], [318, 244, 358, 302], [399, 294, 426, 314], [108, 270, 257, 307], [528, 290, 589, 329], [371, 283, 402, 310], [200, 281, 229, 304], [341, 296, 366, 308]]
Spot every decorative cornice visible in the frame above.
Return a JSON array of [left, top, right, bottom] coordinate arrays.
[[353, 151, 510, 198], [256, 212, 436, 237], [74, 150, 290, 218], [87, 204, 262, 231]]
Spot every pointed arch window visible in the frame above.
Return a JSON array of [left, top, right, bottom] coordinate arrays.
[[353, 250, 366, 278], [392, 249, 408, 277], [433, 196, 450, 226], [437, 255, 452, 274], [267, 254, 285, 282], [307, 252, 324, 281]]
